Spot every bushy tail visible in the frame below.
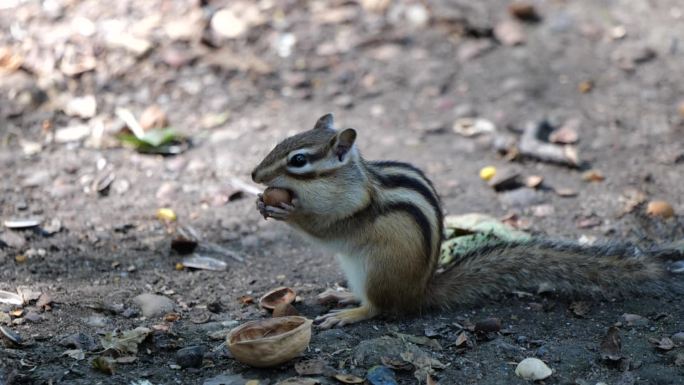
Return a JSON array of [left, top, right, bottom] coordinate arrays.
[[426, 239, 684, 309]]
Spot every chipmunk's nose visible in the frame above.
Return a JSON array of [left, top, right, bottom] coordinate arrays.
[[251, 170, 258, 182], [251, 169, 262, 183]]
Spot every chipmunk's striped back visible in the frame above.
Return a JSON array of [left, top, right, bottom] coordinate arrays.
[[364, 160, 443, 267]]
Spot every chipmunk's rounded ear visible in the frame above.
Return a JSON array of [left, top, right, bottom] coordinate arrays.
[[313, 113, 334, 131], [332, 128, 356, 161]]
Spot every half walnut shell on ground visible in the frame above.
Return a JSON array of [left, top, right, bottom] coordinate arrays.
[[259, 286, 296, 310], [226, 316, 312, 367]]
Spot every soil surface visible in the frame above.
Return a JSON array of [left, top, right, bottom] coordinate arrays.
[[1, 0, 684, 384]]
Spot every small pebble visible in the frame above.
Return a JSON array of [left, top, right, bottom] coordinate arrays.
[[646, 200, 674, 218], [133, 293, 174, 318], [515, 357, 552, 380]]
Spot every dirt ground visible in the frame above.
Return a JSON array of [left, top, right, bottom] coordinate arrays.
[[1, 0, 684, 384]]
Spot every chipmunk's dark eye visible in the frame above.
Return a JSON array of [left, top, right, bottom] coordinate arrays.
[[289, 153, 308, 168]]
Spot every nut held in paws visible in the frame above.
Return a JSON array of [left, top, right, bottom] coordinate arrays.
[[263, 188, 292, 206]]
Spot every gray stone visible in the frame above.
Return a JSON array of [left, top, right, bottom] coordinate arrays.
[[176, 345, 205, 368], [353, 336, 428, 367]]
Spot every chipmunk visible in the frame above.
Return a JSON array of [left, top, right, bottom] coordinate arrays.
[[251, 113, 684, 328]]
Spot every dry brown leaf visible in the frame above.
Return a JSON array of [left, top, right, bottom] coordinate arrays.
[[333, 373, 364, 384], [582, 169, 604, 182], [525, 175, 543, 188], [600, 326, 622, 361], [380, 356, 414, 371], [618, 189, 647, 215], [0, 47, 23, 72], [455, 331, 469, 347], [650, 337, 675, 351], [549, 123, 579, 144], [569, 301, 590, 317]]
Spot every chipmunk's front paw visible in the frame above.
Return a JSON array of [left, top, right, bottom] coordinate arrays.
[[315, 305, 375, 329], [256, 194, 296, 221], [317, 288, 359, 305]]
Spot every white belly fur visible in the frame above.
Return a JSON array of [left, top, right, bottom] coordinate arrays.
[[336, 253, 367, 303]]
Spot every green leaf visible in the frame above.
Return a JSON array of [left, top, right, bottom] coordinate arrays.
[[440, 213, 530, 265], [117, 128, 179, 149]]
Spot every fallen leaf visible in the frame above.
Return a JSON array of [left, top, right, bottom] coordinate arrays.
[[394, 333, 442, 350], [621, 313, 648, 327], [238, 295, 254, 305], [100, 327, 151, 354], [92, 356, 115, 375], [525, 175, 543, 188], [649, 337, 674, 351], [600, 326, 622, 361], [380, 356, 414, 371], [618, 189, 647, 215], [675, 353, 684, 367], [114, 356, 138, 364], [582, 170, 605, 182], [569, 301, 590, 317], [276, 378, 321, 385], [17, 286, 41, 303], [0, 47, 23, 73], [181, 255, 227, 271], [0, 291, 23, 306], [454, 332, 469, 347], [118, 127, 187, 154], [333, 373, 364, 384], [549, 122, 579, 144], [63, 349, 85, 360], [36, 293, 53, 310], [576, 216, 602, 229], [426, 374, 439, 385]]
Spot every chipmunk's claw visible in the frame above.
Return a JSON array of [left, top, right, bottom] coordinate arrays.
[[317, 288, 359, 305], [256, 195, 296, 221], [315, 305, 374, 329]]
